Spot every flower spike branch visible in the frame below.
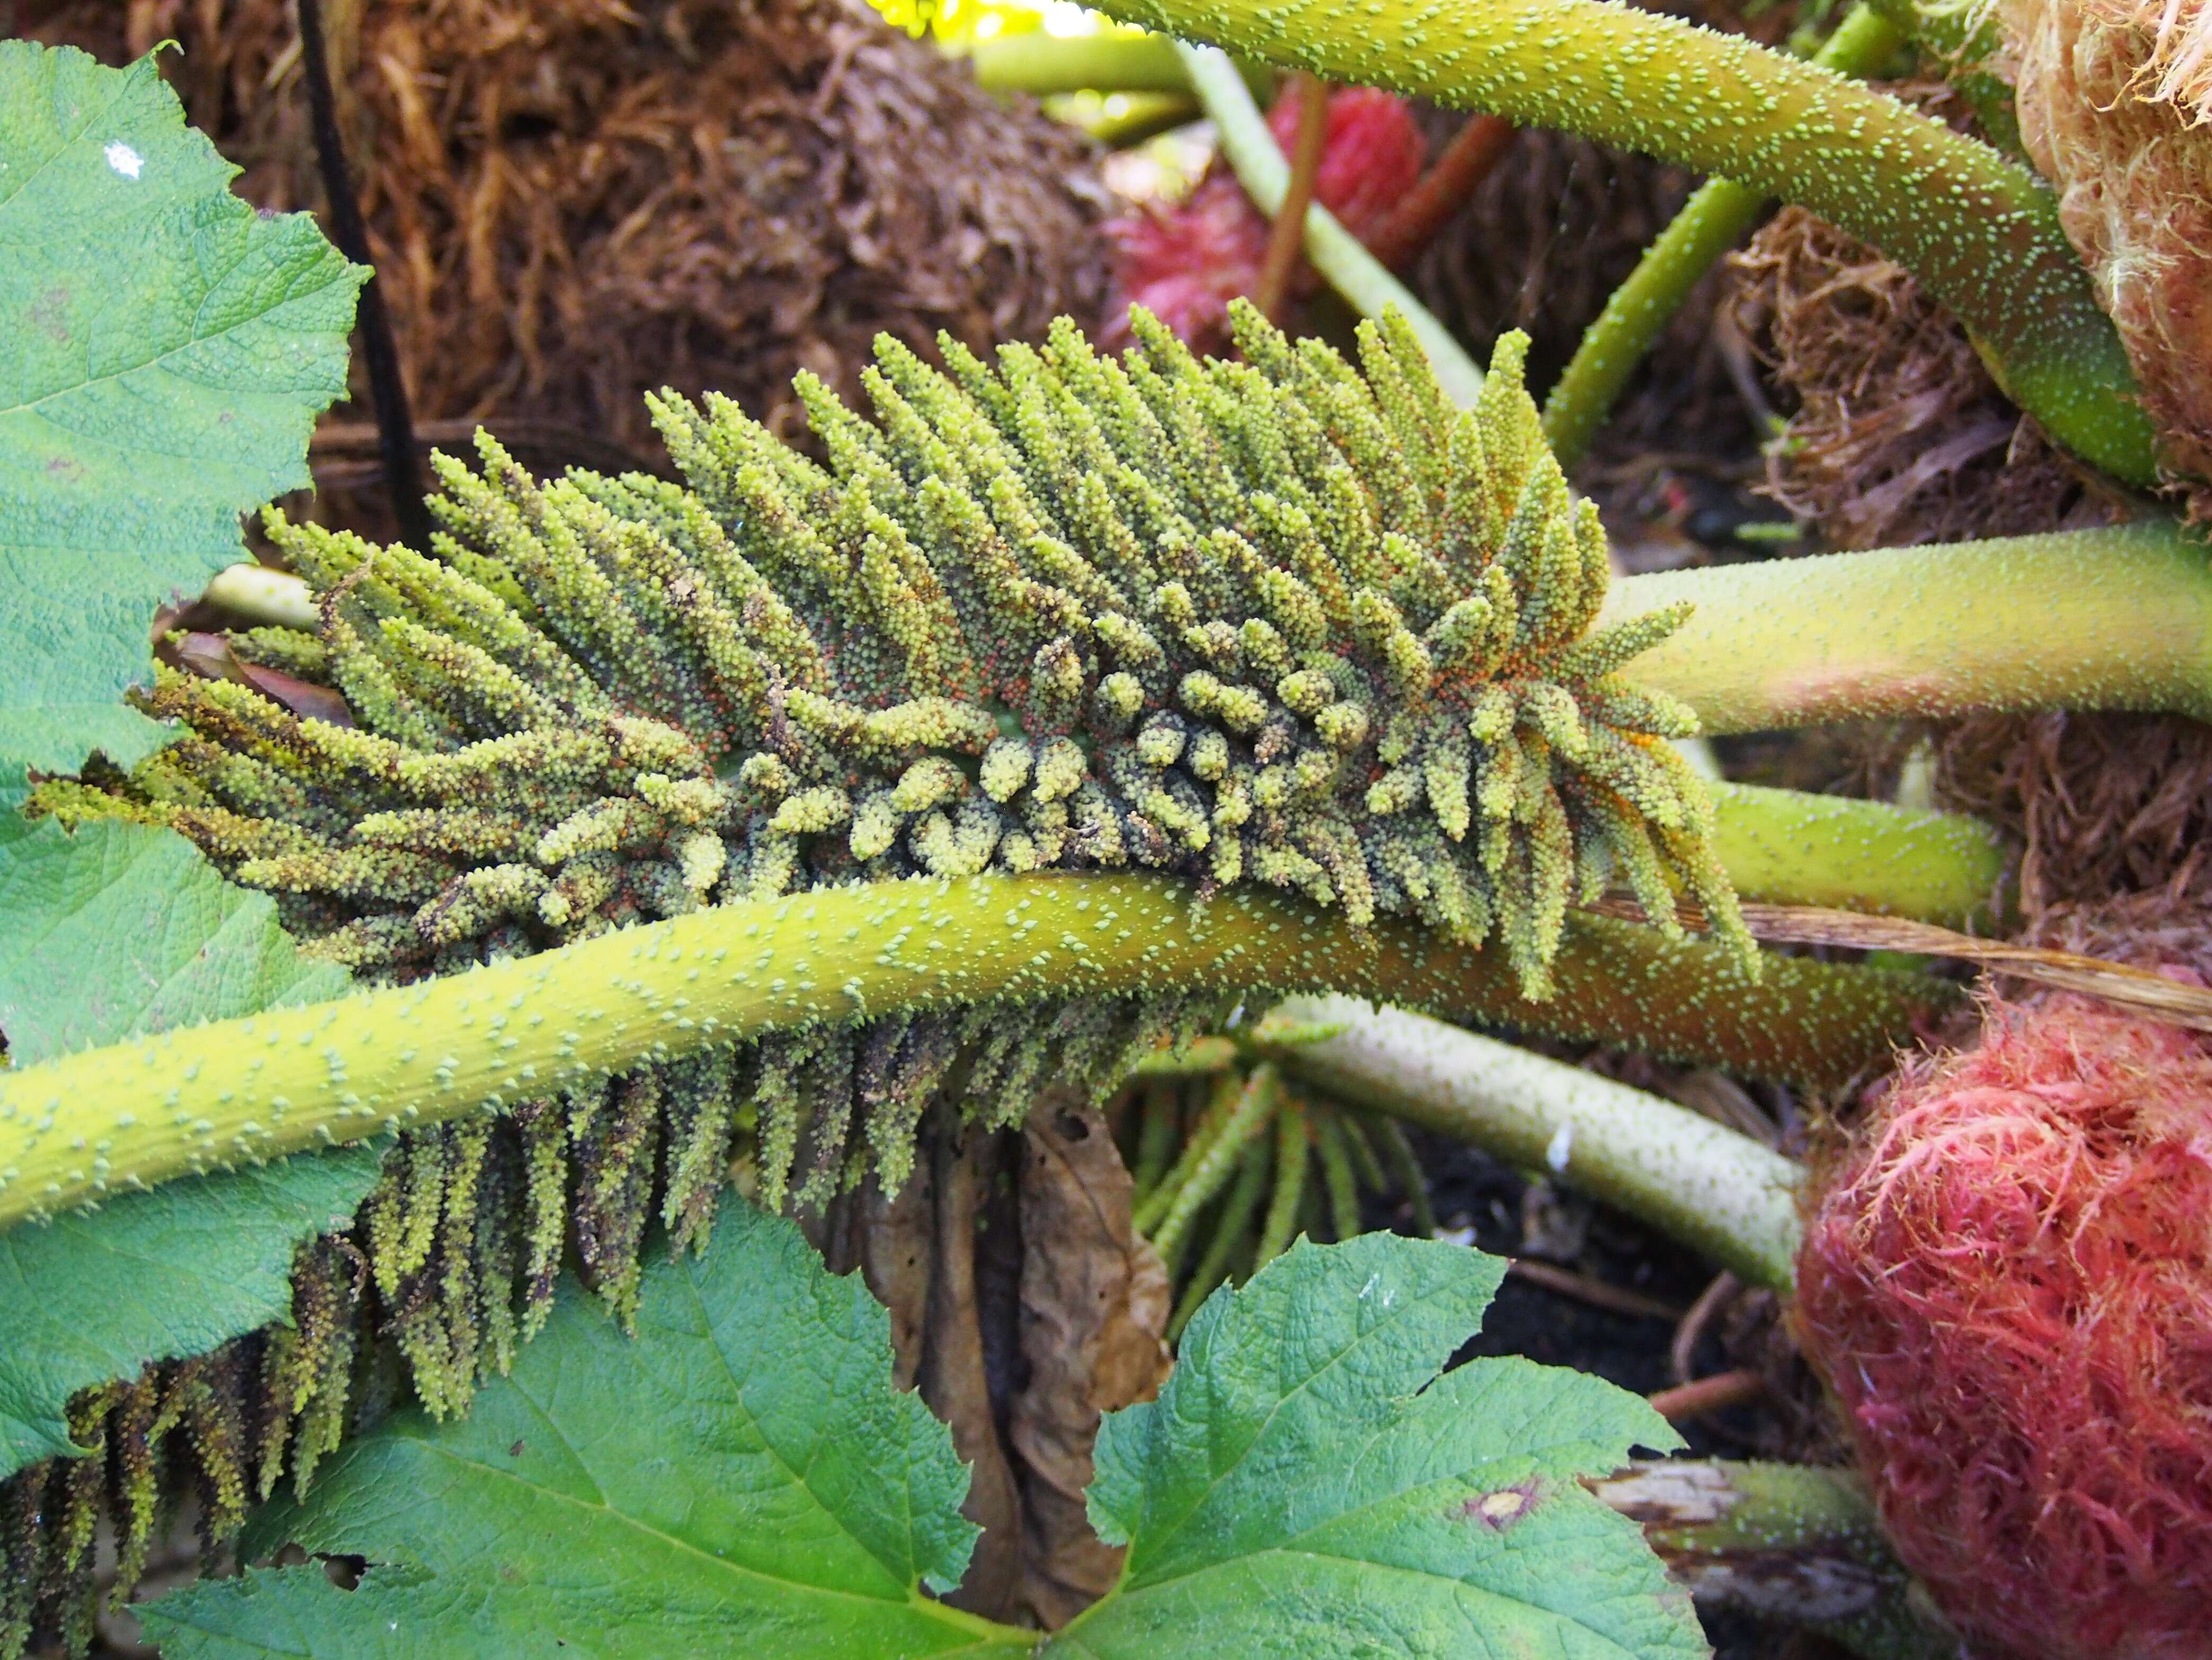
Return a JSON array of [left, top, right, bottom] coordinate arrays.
[[1088, 0, 2161, 486]]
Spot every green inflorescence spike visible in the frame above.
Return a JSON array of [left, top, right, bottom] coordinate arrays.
[[30, 305, 1747, 1463]]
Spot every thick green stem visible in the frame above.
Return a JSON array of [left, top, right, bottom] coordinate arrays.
[[967, 30, 1275, 100], [970, 30, 1194, 93], [1090, 0, 2158, 485], [1594, 1461, 1952, 1660], [1078, 91, 1204, 148], [1607, 522, 2212, 732], [1709, 781, 2006, 925], [0, 872, 1945, 1229], [1544, 178, 1773, 467], [1543, 4, 1903, 467], [1178, 43, 1488, 405], [1275, 995, 1802, 1288]]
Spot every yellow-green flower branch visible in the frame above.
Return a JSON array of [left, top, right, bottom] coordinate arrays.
[[1087, 0, 2160, 486], [1605, 522, 2212, 732], [0, 872, 1948, 1229], [1542, 2, 1905, 467]]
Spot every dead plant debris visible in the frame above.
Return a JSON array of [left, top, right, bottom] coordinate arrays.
[[1730, 199, 2123, 550]]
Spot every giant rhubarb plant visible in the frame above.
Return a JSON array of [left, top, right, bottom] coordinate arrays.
[[6, 15, 2212, 1658]]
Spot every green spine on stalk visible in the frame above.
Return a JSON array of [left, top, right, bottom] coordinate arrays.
[[1087, 0, 2159, 486]]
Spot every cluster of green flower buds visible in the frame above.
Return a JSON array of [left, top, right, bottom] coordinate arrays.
[[42, 300, 1742, 1424]]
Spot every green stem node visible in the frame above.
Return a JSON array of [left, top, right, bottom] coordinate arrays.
[[1607, 523, 2212, 732], [1543, 3, 1905, 467], [1092, 0, 2158, 484], [0, 872, 1944, 1229], [1275, 995, 1803, 1288]]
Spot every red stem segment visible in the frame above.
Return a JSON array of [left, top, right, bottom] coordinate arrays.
[[1253, 73, 1330, 321]]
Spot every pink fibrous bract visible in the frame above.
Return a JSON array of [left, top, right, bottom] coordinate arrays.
[[1795, 989, 2212, 1660]]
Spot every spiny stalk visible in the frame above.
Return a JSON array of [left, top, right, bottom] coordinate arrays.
[[0, 308, 1953, 1648], [1087, 0, 2159, 486], [1601, 523, 2212, 732]]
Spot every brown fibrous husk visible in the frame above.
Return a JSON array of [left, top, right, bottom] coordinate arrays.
[[2006, 0, 2212, 510], [1729, 191, 2124, 550], [1936, 709, 2212, 915], [14, 0, 1112, 464]]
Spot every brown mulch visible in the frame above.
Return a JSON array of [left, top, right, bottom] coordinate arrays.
[[12, 0, 1113, 480], [1719, 78, 2131, 551], [809, 1097, 1170, 1632], [1936, 711, 2212, 916], [1728, 195, 2124, 551]]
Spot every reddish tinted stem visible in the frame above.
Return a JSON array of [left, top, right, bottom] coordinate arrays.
[[1648, 1368, 1768, 1422], [1253, 74, 1330, 321], [1367, 113, 1517, 269]]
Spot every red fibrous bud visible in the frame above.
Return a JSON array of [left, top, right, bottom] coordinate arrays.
[[1101, 86, 1424, 353], [1277, 85, 1424, 247]]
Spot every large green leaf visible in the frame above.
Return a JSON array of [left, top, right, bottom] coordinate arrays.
[[0, 41, 363, 795], [0, 818, 382, 1478], [1046, 1234, 1703, 1658], [146, 1222, 1702, 1658], [0, 816, 348, 1062], [143, 1202, 1015, 1659], [0, 1144, 380, 1479]]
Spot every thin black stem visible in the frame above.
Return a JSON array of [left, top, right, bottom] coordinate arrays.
[[296, 0, 434, 550]]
